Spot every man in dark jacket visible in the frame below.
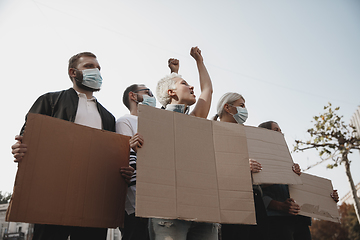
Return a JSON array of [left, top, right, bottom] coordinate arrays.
[[11, 52, 135, 240]]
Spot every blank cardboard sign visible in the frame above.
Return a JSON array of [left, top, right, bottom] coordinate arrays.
[[245, 126, 302, 185], [6, 113, 130, 228], [136, 105, 256, 224], [289, 173, 340, 223]]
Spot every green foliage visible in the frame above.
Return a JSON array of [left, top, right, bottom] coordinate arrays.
[[0, 191, 12, 204], [293, 102, 360, 169]]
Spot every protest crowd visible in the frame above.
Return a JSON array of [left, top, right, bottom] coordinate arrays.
[[10, 48, 339, 240]]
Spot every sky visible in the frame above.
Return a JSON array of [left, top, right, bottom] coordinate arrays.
[[1, 0, 359, 202]]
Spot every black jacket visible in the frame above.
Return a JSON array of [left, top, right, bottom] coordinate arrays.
[[20, 88, 115, 135]]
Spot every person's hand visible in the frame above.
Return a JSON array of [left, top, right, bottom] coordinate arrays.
[[249, 159, 262, 173], [190, 46, 203, 62], [281, 198, 301, 215], [120, 166, 135, 185], [168, 58, 179, 73], [331, 190, 339, 202], [11, 135, 27, 162], [292, 163, 301, 176], [129, 133, 144, 152]]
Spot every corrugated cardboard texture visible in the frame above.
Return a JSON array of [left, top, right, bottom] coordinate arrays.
[[136, 105, 256, 224], [6, 113, 130, 228], [245, 126, 302, 185], [289, 173, 340, 223]]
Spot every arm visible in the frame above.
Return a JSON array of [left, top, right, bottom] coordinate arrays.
[[116, 117, 138, 183], [262, 184, 300, 215], [267, 198, 301, 215], [168, 58, 179, 73], [189, 47, 213, 118], [12, 93, 54, 162]]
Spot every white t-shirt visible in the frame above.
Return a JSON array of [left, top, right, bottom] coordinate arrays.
[[116, 114, 138, 215]]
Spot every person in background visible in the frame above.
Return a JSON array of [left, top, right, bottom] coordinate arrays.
[[116, 83, 156, 240], [11, 52, 135, 240], [213, 92, 268, 240], [259, 120, 339, 240], [149, 46, 216, 240]]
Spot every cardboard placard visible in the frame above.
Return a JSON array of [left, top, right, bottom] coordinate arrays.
[[245, 126, 302, 185], [289, 173, 340, 222], [136, 105, 256, 224], [6, 113, 130, 228]]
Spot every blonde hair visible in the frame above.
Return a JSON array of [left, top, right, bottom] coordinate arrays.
[[213, 92, 245, 120], [156, 72, 182, 107]]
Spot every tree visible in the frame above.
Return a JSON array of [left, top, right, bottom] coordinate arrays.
[[310, 203, 360, 240], [0, 191, 12, 204], [310, 218, 348, 240], [342, 204, 360, 240], [293, 103, 360, 223]]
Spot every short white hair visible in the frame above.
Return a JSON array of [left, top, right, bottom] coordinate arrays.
[[216, 92, 245, 118], [156, 72, 182, 107]]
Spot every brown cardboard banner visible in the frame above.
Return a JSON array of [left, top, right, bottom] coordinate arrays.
[[6, 113, 130, 228], [245, 126, 302, 185], [289, 173, 340, 223], [136, 105, 256, 224]]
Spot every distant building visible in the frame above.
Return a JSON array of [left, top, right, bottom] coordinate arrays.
[[0, 204, 32, 240], [0, 203, 121, 240], [340, 182, 360, 205], [350, 106, 360, 138]]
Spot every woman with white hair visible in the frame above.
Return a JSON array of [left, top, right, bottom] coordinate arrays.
[[155, 47, 212, 118], [213, 92, 268, 240], [149, 47, 216, 240]]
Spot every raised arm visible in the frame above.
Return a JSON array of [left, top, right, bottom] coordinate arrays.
[[189, 47, 213, 118], [168, 58, 180, 74]]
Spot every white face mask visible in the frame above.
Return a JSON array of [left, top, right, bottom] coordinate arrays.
[[232, 106, 248, 124], [81, 68, 103, 90], [140, 95, 156, 107]]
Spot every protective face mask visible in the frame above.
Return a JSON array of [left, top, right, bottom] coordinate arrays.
[[81, 68, 103, 90], [140, 95, 156, 107], [232, 106, 248, 124]]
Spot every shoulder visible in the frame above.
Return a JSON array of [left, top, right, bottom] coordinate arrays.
[[116, 114, 137, 123], [116, 114, 137, 135], [33, 89, 70, 105]]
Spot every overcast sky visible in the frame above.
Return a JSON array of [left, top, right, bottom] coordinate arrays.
[[1, 0, 359, 201]]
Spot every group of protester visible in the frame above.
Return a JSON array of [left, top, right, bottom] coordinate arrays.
[[11, 47, 339, 240]]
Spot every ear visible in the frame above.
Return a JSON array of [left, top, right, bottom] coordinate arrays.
[[223, 103, 232, 114], [167, 89, 176, 97], [129, 91, 137, 102], [69, 68, 76, 79]]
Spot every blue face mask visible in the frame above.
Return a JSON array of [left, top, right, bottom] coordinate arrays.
[[81, 68, 102, 90], [141, 95, 156, 107], [232, 106, 248, 124]]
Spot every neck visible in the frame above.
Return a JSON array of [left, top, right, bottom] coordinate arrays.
[[220, 114, 236, 123], [130, 107, 138, 116], [73, 84, 94, 99], [129, 102, 139, 116], [169, 100, 188, 109]]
